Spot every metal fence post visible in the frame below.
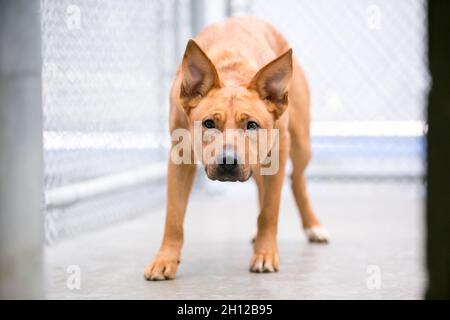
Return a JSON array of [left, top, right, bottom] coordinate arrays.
[[190, 0, 205, 36], [225, 0, 233, 17], [0, 0, 44, 299]]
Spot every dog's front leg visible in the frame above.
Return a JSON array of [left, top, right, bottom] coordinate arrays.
[[250, 133, 290, 273], [144, 160, 196, 281]]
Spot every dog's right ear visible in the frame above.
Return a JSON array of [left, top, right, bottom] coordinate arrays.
[[180, 40, 221, 113]]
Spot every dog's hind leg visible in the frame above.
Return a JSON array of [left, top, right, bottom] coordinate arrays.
[[289, 132, 330, 243]]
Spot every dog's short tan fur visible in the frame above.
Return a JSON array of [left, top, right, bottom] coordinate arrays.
[[144, 17, 329, 281]]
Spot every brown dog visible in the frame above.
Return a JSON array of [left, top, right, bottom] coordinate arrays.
[[144, 16, 329, 281]]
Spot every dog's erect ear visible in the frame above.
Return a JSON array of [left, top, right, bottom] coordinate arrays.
[[180, 39, 221, 112], [248, 49, 293, 119]]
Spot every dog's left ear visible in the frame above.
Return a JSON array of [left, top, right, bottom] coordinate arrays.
[[248, 49, 293, 119], [180, 39, 221, 112]]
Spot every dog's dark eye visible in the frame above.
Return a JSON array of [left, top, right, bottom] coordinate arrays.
[[203, 119, 215, 129], [246, 121, 259, 130]]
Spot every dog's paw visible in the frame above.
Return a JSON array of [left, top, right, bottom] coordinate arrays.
[[144, 259, 178, 281], [304, 225, 330, 243], [249, 251, 279, 273]]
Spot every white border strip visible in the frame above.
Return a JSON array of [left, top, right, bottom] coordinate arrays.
[[45, 163, 166, 209], [44, 131, 169, 150], [44, 121, 426, 151], [311, 121, 426, 137]]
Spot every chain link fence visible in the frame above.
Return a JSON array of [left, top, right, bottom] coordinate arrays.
[[229, 0, 428, 180], [41, 0, 191, 243], [41, 0, 428, 243]]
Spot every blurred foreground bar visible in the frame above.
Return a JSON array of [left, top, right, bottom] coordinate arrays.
[[426, 0, 450, 299], [0, 0, 43, 299]]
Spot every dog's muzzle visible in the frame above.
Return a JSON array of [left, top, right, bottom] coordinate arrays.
[[205, 152, 250, 182], [216, 154, 239, 181]]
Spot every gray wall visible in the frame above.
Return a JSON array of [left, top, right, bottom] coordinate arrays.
[[0, 0, 43, 299]]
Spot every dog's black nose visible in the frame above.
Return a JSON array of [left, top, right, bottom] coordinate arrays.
[[218, 154, 238, 172]]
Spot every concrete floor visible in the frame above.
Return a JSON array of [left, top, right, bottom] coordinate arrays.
[[45, 180, 426, 299]]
